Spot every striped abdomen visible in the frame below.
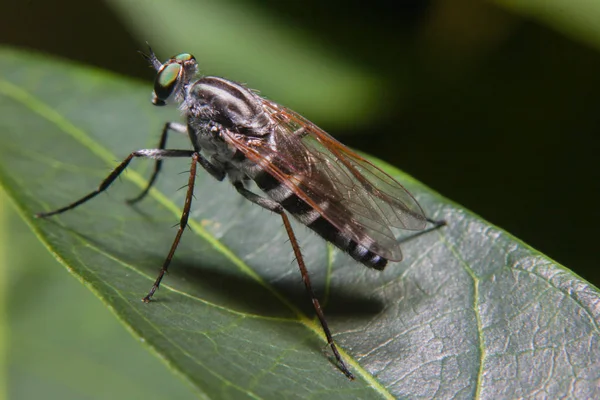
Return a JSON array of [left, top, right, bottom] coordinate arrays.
[[253, 168, 388, 270]]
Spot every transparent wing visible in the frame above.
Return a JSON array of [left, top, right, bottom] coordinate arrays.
[[221, 99, 427, 261]]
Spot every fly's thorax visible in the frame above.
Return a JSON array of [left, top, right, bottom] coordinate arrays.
[[182, 77, 271, 136], [186, 118, 233, 159]]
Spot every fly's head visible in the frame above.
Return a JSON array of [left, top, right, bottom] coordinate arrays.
[[143, 46, 198, 106]]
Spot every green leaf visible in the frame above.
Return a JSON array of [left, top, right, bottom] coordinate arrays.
[[0, 48, 599, 399], [0, 192, 200, 399]]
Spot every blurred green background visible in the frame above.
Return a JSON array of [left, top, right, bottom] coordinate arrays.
[[1, 0, 599, 398]]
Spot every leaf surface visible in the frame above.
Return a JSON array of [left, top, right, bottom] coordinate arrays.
[[0, 48, 599, 399], [0, 192, 200, 399]]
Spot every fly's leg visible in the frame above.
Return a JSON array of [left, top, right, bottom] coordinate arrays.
[[233, 181, 355, 380], [279, 209, 355, 379], [143, 152, 200, 302], [35, 149, 195, 218], [127, 122, 188, 204]]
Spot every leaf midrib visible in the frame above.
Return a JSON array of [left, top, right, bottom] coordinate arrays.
[[0, 77, 395, 398]]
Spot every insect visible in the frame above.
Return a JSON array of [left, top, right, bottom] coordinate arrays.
[[36, 47, 444, 379]]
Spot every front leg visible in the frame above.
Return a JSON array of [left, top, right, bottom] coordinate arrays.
[[128, 122, 189, 204], [36, 149, 195, 218]]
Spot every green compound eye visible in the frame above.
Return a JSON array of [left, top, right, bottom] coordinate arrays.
[[174, 53, 195, 62], [153, 63, 182, 105]]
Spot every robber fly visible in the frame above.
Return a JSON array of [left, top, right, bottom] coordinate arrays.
[[36, 48, 444, 379]]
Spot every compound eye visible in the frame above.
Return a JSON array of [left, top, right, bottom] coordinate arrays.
[[173, 53, 195, 62], [153, 63, 183, 105]]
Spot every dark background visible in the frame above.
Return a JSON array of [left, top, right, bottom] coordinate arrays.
[[1, 0, 598, 287]]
